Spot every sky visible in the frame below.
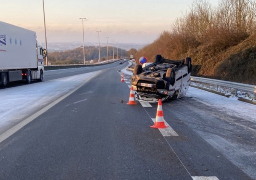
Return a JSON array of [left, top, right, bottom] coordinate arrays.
[[1, 0, 220, 45]]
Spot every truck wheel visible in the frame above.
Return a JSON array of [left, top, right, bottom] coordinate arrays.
[[133, 65, 142, 75], [26, 70, 31, 84], [1, 73, 8, 87], [166, 68, 175, 85], [39, 70, 44, 82]]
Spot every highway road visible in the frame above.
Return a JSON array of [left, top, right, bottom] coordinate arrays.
[[0, 61, 254, 180]]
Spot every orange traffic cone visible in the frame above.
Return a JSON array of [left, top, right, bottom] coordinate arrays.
[[150, 99, 168, 128], [121, 73, 124, 82], [127, 86, 136, 105]]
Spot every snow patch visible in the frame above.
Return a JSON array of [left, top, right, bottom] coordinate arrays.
[[0, 71, 101, 134]]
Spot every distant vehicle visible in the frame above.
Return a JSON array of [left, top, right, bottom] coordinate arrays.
[[130, 54, 134, 60], [131, 54, 192, 102], [0, 21, 46, 87]]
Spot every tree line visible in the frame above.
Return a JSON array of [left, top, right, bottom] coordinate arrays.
[[48, 46, 129, 65], [135, 0, 256, 84]]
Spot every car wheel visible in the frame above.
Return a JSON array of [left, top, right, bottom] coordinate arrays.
[[133, 65, 142, 75], [166, 68, 175, 85], [155, 54, 163, 64], [184, 57, 192, 73]]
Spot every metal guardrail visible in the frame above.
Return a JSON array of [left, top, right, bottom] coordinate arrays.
[[44, 59, 121, 71], [191, 76, 256, 94]]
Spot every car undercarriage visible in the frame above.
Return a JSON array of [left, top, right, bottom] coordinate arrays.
[[131, 54, 192, 102]]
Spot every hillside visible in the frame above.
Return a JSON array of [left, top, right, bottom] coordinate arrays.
[[48, 46, 128, 65], [134, 0, 256, 85]]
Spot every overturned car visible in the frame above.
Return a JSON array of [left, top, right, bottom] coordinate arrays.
[[131, 55, 192, 102]]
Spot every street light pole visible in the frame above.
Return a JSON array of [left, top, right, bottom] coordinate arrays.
[[112, 42, 114, 60], [79, 18, 86, 64], [106, 37, 109, 60], [116, 43, 118, 59], [42, 0, 48, 65], [96, 31, 101, 62]]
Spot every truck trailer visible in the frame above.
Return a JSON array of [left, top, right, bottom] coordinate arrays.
[[0, 21, 46, 87]]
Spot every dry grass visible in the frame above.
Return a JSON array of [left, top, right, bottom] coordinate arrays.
[[134, 0, 256, 85]]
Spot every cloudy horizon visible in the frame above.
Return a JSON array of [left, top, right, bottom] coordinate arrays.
[[1, 0, 219, 45]]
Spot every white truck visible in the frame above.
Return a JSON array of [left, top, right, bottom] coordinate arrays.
[[0, 21, 46, 87]]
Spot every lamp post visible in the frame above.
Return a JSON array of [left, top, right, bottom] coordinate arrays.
[[112, 42, 115, 60], [106, 37, 109, 60], [96, 31, 101, 62], [79, 18, 86, 64], [42, 0, 48, 65], [116, 43, 118, 59]]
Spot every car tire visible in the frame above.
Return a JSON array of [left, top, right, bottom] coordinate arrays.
[[166, 68, 175, 85], [155, 54, 163, 64], [133, 65, 142, 75], [184, 57, 192, 73]]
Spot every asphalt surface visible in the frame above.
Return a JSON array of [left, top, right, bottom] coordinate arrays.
[[0, 62, 254, 179], [44, 62, 121, 81]]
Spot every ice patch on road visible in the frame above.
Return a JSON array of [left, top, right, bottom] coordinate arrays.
[[192, 177, 219, 180], [0, 71, 101, 135], [197, 131, 256, 179], [187, 86, 256, 179], [187, 87, 256, 123], [121, 61, 133, 76]]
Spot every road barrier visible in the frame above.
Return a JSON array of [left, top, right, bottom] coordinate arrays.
[[44, 59, 121, 71], [191, 76, 256, 94], [191, 76, 256, 103]]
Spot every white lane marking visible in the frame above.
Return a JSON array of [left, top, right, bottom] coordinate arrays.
[[127, 72, 219, 180], [139, 101, 152, 107], [126, 81, 130, 84], [0, 71, 101, 144], [74, 99, 87, 104], [192, 176, 219, 180], [151, 118, 179, 136], [80, 91, 94, 95]]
